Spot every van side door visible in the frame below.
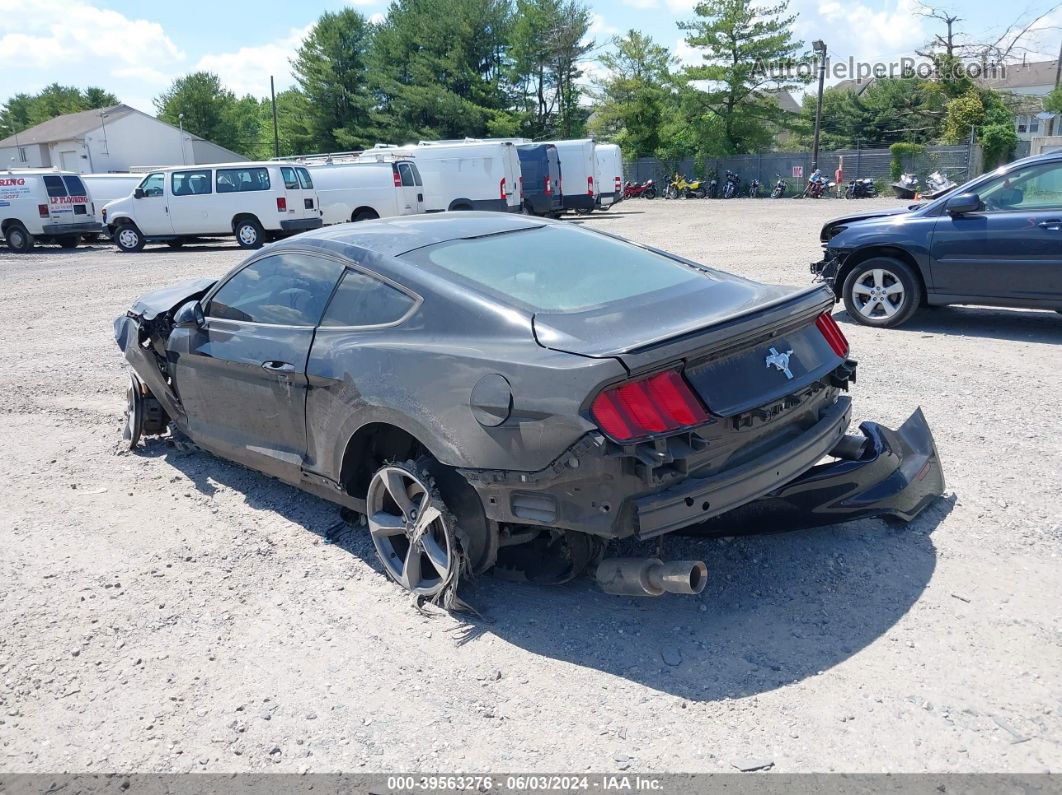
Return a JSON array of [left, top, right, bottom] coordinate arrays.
[[396, 162, 423, 215], [132, 172, 173, 236], [168, 169, 213, 234]]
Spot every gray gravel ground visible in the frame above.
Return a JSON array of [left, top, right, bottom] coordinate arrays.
[[1, 197, 1061, 773]]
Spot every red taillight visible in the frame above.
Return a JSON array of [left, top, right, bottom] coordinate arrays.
[[816, 312, 849, 358], [591, 370, 709, 442], [544, 175, 552, 195], [38, 204, 49, 218], [393, 168, 402, 187], [615, 176, 621, 192], [500, 177, 507, 199], [276, 197, 287, 212], [587, 176, 594, 196]]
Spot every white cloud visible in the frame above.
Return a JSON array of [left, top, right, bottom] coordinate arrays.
[[369, 12, 386, 24], [195, 25, 312, 98], [588, 12, 619, 39], [0, 0, 183, 85], [674, 37, 702, 68], [815, 0, 924, 60]]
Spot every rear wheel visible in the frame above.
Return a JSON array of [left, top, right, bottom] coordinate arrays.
[[235, 218, 264, 249], [57, 235, 80, 249], [352, 208, 379, 222], [842, 257, 922, 328], [114, 224, 144, 253], [643, 187, 656, 199]]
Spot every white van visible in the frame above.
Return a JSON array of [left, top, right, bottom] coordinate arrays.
[[306, 157, 424, 224], [0, 169, 101, 252], [102, 162, 322, 252], [545, 139, 597, 214], [594, 143, 624, 209], [364, 141, 521, 213], [81, 173, 144, 241]]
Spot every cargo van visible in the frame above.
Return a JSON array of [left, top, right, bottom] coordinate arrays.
[[102, 162, 322, 252], [305, 157, 424, 224], [517, 143, 562, 217], [364, 141, 521, 212], [594, 143, 624, 210], [545, 139, 597, 214], [0, 169, 101, 252]]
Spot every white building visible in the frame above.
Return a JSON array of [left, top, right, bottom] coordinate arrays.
[[980, 60, 1060, 141], [0, 104, 246, 173]]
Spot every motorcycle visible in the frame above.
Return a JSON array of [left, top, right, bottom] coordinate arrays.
[[706, 175, 719, 198], [747, 178, 762, 198], [770, 175, 788, 198], [923, 170, 956, 199], [796, 169, 830, 199], [891, 173, 919, 200], [666, 174, 706, 199], [721, 170, 740, 199], [844, 177, 878, 199], [623, 179, 657, 199]]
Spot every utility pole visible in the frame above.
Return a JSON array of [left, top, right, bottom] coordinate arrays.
[[270, 76, 280, 159], [1052, 40, 1062, 137], [811, 40, 828, 173]]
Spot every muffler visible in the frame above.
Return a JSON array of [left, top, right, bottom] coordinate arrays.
[[595, 557, 708, 597]]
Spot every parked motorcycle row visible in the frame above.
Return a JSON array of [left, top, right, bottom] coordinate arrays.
[[622, 169, 890, 201]]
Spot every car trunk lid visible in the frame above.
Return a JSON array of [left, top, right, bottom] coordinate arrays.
[[533, 282, 841, 417]]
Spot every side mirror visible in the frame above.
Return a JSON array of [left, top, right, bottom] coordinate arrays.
[[173, 300, 205, 328], [133, 187, 145, 199], [945, 192, 982, 215]]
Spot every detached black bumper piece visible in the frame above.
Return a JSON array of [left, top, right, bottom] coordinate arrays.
[[679, 408, 945, 536], [279, 217, 323, 232]]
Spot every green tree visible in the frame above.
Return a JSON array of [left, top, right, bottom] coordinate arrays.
[[508, 0, 594, 138], [268, 89, 318, 157], [799, 78, 945, 148], [678, 0, 808, 153], [154, 72, 244, 154], [369, 0, 514, 141], [292, 9, 375, 151], [1046, 85, 1062, 114], [589, 30, 674, 157], [0, 84, 118, 138]]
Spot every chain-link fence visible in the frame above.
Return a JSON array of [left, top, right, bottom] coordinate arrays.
[[624, 143, 979, 194]]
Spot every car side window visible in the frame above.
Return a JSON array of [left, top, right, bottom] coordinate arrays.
[[43, 175, 67, 198], [320, 270, 417, 327], [216, 167, 270, 194], [171, 170, 212, 197], [281, 167, 299, 190], [980, 163, 1062, 213], [139, 173, 164, 198], [206, 254, 345, 326], [296, 167, 313, 189]]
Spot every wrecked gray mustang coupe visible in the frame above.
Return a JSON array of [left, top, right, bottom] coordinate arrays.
[[115, 213, 944, 603]]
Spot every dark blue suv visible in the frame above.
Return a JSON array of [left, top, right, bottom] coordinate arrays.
[[813, 151, 1062, 327]]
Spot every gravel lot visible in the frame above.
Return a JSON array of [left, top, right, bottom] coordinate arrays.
[[1, 197, 1060, 774]]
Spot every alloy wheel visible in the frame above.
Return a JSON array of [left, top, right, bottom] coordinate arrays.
[[851, 268, 906, 320], [122, 374, 143, 449], [366, 465, 454, 596]]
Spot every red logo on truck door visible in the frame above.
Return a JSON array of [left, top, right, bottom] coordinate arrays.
[[50, 195, 88, 204], [0, 178, 26, 186]]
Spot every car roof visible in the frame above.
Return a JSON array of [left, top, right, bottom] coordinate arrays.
[[270, 211, 551, 258]]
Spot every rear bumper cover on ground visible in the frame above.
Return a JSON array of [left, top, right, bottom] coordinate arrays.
[[679, 408, 945, 535]]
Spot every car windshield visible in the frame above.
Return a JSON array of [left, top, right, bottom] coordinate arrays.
[[402, 225, 708, 312]]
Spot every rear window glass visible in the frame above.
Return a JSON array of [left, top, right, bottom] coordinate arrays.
[[397, 163, 417, 187], [62, 176, 86, 196], [296, 167, 313, 189], [43, 175, 67, 198], [216, 167, 270, 193], [281, 167, 299, 190], [402, 225, 704, 312]]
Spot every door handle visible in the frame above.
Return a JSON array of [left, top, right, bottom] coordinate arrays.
[[1037, 219, 1062, 230], [261, 360, 295, 373]]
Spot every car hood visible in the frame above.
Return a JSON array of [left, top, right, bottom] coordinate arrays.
[[820, 205, 922, 243], [128, 277, 217, 321]]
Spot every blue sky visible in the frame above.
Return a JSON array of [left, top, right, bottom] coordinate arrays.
[[2, 0, 1060, 113]]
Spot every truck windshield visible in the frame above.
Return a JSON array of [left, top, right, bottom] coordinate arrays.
[[401, 224, 708, 312]]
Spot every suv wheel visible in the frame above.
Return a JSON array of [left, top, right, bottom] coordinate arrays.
[[114, 224, 145, 253], [5, 223, 34, 253], [235, 218, 264, 249], [842, 257, 921, 328]]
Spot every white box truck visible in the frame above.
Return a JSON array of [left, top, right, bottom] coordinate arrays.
[[594, 143, 624, 210], [0, 169, 102, 252], [545, 139, 597, 214], [364, 141, 521, 213]]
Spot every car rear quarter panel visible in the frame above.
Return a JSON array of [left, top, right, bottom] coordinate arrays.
[[303, 274, 627, 483]]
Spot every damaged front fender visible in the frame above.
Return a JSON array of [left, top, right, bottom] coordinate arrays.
[[680, 407, 945, 536]]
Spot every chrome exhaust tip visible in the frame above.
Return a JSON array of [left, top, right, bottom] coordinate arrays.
[[595, 557, 708, 597]]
